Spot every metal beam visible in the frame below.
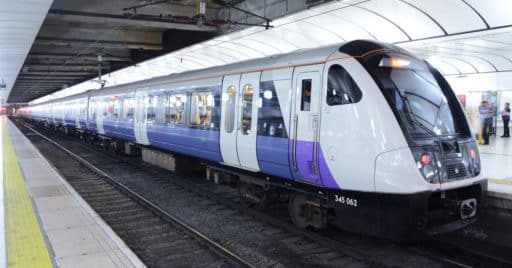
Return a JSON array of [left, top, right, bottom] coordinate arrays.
[[16, 77, 78, 83], [47, 9, 218, 32], [17, 73, 87, 78], [21, 71, 96, 76], [16, 77, 76, 82], [34, 37, 163, 50], [22, 65, 110, 72], [15, 81, 71, 84], [16, 80, 73, 87], [27, 52, 130, 62]]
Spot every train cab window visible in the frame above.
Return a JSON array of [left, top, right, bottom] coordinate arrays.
[[225, 86, 236, 133], [241, 84, 253, 135], [167, 94, 187, 125], [189, 91, 215, 128], [327, 65, 362, 106], [301, 79, 312, 111]]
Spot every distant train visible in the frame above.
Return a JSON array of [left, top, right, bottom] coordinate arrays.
[[20, 40, 487, 240]]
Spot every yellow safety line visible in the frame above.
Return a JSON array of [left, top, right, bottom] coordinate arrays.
[[488, 178, 512, 186], [3, 119, 53, 267]]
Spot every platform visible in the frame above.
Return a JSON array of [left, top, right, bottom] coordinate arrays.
[[0, 116, 145, 268], [478, 132, 512, 210]]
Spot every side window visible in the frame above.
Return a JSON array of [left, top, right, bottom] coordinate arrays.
[[154, 95, 166, 125], [122, 97, 135, 120], [225, 86, 236, 133], [168, 94, 187, 125], [107, 98, 117, 119], [241, 84, 253, 135], [327, 65, 362, 105], [146, 96, 157, 122], [189, 91, 215, 128], [112, 97, 120, 119], [258, 81, 288, 138], [100, 99, 107, 118], [89, 99, 97, 120], [301, 79, 312, 111]]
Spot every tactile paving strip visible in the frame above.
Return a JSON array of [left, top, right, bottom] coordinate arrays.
[[3, 118, 53, 267]]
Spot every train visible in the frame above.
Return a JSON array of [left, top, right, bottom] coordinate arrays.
[[20, 40, 487, 241]]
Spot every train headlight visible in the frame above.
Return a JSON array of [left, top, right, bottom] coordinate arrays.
[[412, 148, 440, 183], [466, 142, 481, 176]]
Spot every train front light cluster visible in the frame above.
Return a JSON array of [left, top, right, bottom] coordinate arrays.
[[413, 142, 481, 184], [413, 149, 440, 184], [467, 143, 481, 176]]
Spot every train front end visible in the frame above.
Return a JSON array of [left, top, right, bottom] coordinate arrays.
[[330, 41, 487, 240]]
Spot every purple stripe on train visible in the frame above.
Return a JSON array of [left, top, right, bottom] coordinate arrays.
[[294, 140, 340, 189]]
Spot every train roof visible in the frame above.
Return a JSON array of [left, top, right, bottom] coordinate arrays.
[[30, 40, 407, 106], [30, 43, 342, 106]]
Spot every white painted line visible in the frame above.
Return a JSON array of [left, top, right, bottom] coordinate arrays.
[[0, 116, 6, 268]]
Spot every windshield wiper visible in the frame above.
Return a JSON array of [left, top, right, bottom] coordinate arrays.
[[393, 88, 438, 137]]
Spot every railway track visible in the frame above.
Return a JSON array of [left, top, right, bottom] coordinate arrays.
[[16, 121, 369, 267], [19, 123, 255, 267], [16, 119, 512, 267]]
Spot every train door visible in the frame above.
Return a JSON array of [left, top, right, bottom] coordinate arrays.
[[220, 75, 241, 166], [74, 100, 81, 129], [134, 88, 150, 145], [290, 66, 322, 185], [237, 72, 260, 171], [95, 98, 106, 134]]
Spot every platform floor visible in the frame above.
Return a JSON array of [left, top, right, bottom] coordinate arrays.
[[477, 129, 512, 198], [0, 116, 144, 268]]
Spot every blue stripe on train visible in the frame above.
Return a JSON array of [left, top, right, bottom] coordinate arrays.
[[146, 124, 222, 162], [102, 119, 136, 141], [257, 135, 292, 179]]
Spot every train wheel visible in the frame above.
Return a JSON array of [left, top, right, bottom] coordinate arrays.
[[289, 193, 327, 229], [238, 182, 269, 209], [289, 193, 310, 229]]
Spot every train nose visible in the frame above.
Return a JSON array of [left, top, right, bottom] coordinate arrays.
[[460, 198, 477, 219]]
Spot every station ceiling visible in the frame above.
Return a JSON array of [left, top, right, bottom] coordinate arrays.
[[4, 0, 512, 104]]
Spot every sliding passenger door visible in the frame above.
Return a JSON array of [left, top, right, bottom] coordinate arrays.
[[95, 98, 106, 134], [290, 66, 322, 185], [134, 88, 150, 145], [220, 75, 241, 166], [237, 72, 260, 171]]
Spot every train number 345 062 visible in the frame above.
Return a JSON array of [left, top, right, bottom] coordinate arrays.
[[334, 195, 358, 207]]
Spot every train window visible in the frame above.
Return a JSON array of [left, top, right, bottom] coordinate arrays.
[[257, 81, 288, 138], [112, 97, 120, 119], [189, 91, 215, 128], [327, 65, 362, 106], [301, 79, 312, 111], [89, 99, 97, 120], [122, 97, 135, 120], [154, 95, 167, 125], [225, 86, 236, 133], [146, 96, 158, 123], [107, 97, 120, 119], [167, 94, 187, 125], [99, 99, 107, 118], [241, 84, 253, 135]]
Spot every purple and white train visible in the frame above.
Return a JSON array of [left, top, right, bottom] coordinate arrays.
[[21, 40, 487, 240]]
